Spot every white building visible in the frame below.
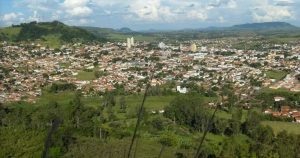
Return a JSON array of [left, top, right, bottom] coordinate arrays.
[[190, 43, 197, 52], [127, 37, 135, 49], [127, 38, 131, 49], [158, 42, 167, 49], [177, 86, 188, 94], [130, 37, 134, 46]]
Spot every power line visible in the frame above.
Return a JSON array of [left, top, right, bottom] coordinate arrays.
[[127, 73, 153, 158], [194, 104, 219, 158]]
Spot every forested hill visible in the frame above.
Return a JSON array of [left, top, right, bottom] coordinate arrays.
[[0, 21, 105, 47], [232, 22, 298, 30]]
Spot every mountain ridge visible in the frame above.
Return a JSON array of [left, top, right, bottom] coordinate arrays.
[[0, 21, 104, 47], [231, 22, 297, 30], [138, 22, 298, 33]]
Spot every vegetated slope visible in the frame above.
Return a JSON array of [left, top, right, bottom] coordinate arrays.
[[0, 21, 105, 47], [232, 22, 297, 30], [0, 27, 21, 41], [82, 26, 158, 42], [155, 22, 300, 42], [82, 22, 300, 43]]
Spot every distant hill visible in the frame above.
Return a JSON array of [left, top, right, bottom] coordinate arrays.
[[1, 21, 299, 45], [82, 26, 158, 42], [117, 27, 134, 33], [154, 22, 300, 41], [139, 22, 298, 33], [232, 22, 297, 30], [0, 21, 104, 48]]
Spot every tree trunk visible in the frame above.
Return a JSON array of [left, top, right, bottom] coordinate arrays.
[[158, 145, 165, 158], [173, 115, 176, 124], [100, 127, 102, 139], [76, 116, 79, 128]]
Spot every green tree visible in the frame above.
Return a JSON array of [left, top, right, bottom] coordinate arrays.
[[158, 131, 178, 158], [119, 96, 126, 111], [275, 130, 297, 158], [70, 92, 84, 128], [220, 136, 250, 158], [250, 125, 274, 158]]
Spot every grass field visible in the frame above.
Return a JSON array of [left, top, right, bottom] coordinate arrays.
[[64, 130, 225, 158], [261, 121, 300, 135], [265, 70, 288, 80], [0, 27, 21, 41], [25, 91, 225, 158], [19, 89, 300, 136], [76, 70, 96, 80], [35, 91, 75, 106], [40, 34, 62, 48], [260, 87, 291, 93]]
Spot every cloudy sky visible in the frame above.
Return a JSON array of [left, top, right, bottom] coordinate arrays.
[[0, 0, 299, 30]]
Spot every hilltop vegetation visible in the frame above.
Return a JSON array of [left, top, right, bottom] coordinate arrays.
[[0, 21, 104, 48], [2, 21, 299, 45], [1, 83, 300, 157], [232, 22, 297, 30], [82, 26, 158, 42]]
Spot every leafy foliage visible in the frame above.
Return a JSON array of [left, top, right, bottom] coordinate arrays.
[[0, 21, 105, 47]]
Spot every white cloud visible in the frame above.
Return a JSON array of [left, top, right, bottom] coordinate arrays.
[[0, 12, 23, 25], [27, 10, 39, 22], [14, 0, 62, 12], [186, 10, 208, 21], [63, 0, 93, 17], [64, 18, 94, 26], [127, 0, 175, 22], [208, 0, 237, 9], [3, 0, 299, 28], [251, 1, 293, 22], [275, 0, 295, 6], [125, 0, 210, 22], [218, 16, 225, 23], [1, 13, 19, 22], [227, 0, 237, 8], [252, 7, 292, 22], [92, 0, 130, 6]]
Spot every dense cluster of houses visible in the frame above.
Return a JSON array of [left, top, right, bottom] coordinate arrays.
[[0, 38, 300, 103], [264, 97, 300, 123]]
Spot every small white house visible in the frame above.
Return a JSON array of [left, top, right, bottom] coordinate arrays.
[[177, 86, 188, 94], [274, 96, 285, 102], [295, 117, 300, 123]]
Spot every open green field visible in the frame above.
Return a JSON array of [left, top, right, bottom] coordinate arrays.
[[261, 121, 300, 135], [35, 91, 75, 106], [40, 34, 62, 48], [260, 87, 291, 93], [0, 27, 21, 41], [76, 70, 96, 80], [33, 90, 219, 116], [25, 90, 300, 137], [4, 89, 300, 157], [83, 94, 218, 110], [63, 125, 226, 158], [265, 70, 288, 80]]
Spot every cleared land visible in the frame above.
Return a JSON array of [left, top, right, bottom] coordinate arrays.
[[265, 70, 288, 80], [261, 121, 300, 135], [76, 70, 96, 80]]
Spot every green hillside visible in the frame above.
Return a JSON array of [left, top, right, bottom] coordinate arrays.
[[0, 21, 104, 48], [0, 27, 21, 41], [82, 26, 158, 42]]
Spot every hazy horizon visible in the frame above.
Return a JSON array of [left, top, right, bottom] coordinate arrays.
[[1, 0, 300, 30]]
